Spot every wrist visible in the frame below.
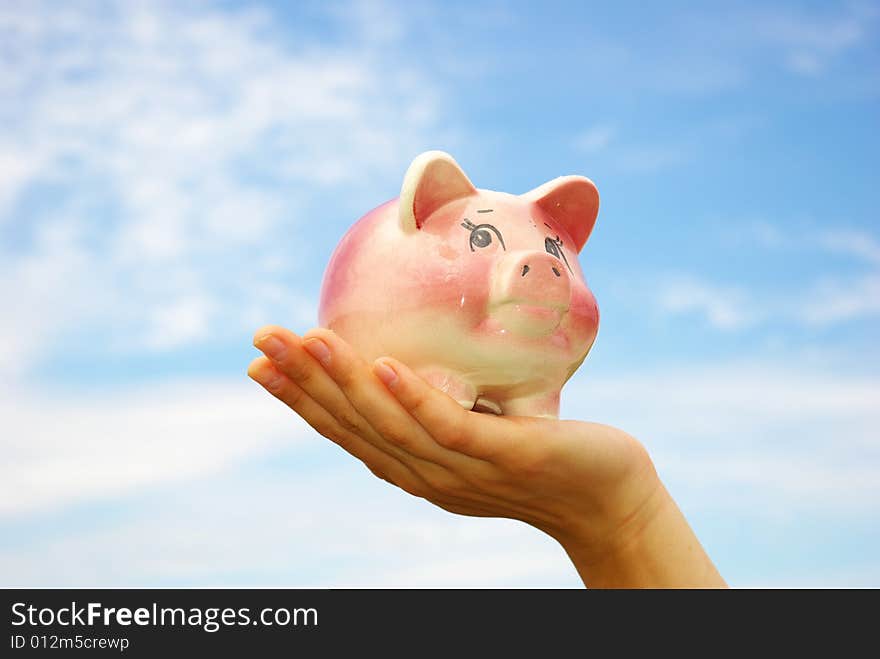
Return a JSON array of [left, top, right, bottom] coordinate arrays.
[[556, 480, 726, 588], [551, 467, 666, 575]]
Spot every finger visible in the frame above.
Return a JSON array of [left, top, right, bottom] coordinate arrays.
[[254, 326, 460, 479], [301, 328, 492, 469], [250, 353, 541, 522], [372, 356, 525, 463], [252, 326, 386, 454], [247, 356, 425, 497], [252, 328, 495, 505]]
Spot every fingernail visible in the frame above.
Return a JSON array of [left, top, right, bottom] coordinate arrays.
[[303, 338, 331, 366], [251, 364, 283, 392], [374, 359, 399, 390], [255, 334, 287, 361]]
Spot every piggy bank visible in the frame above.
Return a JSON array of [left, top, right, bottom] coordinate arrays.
[[318, 151, 600, 418]]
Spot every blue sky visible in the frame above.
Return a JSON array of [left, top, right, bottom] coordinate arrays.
[[1, 0, 878, 586]]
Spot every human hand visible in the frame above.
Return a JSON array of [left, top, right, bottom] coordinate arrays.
[[247, 325, 725, 588]]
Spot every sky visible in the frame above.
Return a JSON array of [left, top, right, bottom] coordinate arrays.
[[1, 0, 878, 587]]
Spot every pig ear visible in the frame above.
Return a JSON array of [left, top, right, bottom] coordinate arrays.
[[399, 151, 477, 232], [523, 176, 600, 253]]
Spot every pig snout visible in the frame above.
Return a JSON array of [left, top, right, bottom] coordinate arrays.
[[493, 251, 571, 309], [489, 251, 571, 336]]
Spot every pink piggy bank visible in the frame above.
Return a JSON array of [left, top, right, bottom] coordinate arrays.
[[318, 151, 600, 418]]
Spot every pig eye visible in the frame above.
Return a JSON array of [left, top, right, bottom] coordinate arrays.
[[461, 220, 506, 252], [545, 235, 573, 273], [472, 229, 492, 248]]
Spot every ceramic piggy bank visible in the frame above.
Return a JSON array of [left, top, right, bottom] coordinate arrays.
[[318, 151, 600, 418]]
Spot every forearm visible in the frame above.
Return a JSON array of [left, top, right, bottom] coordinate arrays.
[[559, 482, 727, 589]]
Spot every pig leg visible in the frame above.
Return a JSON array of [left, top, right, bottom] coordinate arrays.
[[501, 391, 561, 418], [415, 368, 477, 411]]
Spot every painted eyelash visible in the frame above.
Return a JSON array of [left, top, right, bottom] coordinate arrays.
[[546, 235, 573, 273]]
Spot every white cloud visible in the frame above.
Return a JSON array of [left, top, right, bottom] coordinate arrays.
[[785, 51, 825, 77], [573, 116, 755, 174], [818, 229, 880, 267], [640, 3, 879, 91], [340, 530, 576, 587], [657, 276, 754, 330], [141, 294, 217, 351], [0, 0, 451, 373], [614, 145, 687, 173], [744, 219, 788, 248], [798, 274, 880, 326], [0, 219, 100, 375], [0, 378, 307, 517], [574, 124, 617, 154], [767, 13, 864, 51], [745, 222, 880, 267], [563, 363, 880, 513], [0, 372, 579, 586], [745, 562, 880, 588], [658, 224, 880, 331], [2, 361, 877, 586], [572, 129, 690, 174], [756, 7, 870, 76], [0, 455, 581, 587]]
